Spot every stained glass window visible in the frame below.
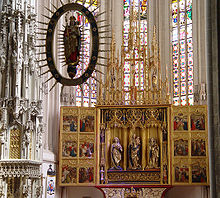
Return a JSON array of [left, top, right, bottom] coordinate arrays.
[[123, 0, 148, 102], [172, 0, 194, 106], [75, 0, 98, 107]]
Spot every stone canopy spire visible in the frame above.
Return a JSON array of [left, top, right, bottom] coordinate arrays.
[[0, 0, 43, 197]]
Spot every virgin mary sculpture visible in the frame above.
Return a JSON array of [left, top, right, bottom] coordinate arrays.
[[110, 137, 123, 170]]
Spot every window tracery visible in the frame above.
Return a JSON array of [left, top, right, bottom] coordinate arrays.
[[75, 0, 98, 107], [172, 0, 193, 106]]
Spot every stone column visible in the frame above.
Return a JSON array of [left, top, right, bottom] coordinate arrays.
[[206, 0, 220, 197], [112, 0, 123, 53]]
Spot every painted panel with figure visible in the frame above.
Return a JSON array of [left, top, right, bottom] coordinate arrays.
[[191, 114, 205, 131], [192, 164, 207, 183], [191, 139, 206, 156], [62, 140, 77, 157], [63, 115, 78, 132], [174, 165, 189, 183], [173, 114, 188, 131], [61, 165, 77, 184], [79, 167, 94, 183], [174, 139, 188, 156], [79, 142, 94, 158], [80, 115, 95, 132]]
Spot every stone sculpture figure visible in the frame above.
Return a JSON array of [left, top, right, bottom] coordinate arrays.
[[149, 138, 159, 168], [110, 137, 123, 170], [128, 134, 141, 169], [200, 83, 206, 101], [64, 16, 81, 78]]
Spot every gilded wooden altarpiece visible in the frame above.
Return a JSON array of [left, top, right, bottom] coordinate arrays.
[[171, 105, 209, 185], [59, 105, 209, 187], [59, 107, 96, 186], [58, 11, 209, 188], [97, 105, 171, 186], [59, 105, 171, 186]]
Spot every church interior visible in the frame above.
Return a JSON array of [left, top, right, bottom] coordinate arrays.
[[0, 0, 219, 197]]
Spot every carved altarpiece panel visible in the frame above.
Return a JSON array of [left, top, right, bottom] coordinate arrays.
[[97, 106, 170, 186]]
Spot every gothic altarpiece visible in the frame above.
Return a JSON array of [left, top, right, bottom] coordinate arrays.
[[59, 17, 209, 197]]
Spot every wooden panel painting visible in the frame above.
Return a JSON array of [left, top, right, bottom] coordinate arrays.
[[174, 139, 188, 156], [63, 115, 78, 132], [173, 114, 188, 131], [80, 115, 95, 132], [192, 164, 207, 183], [171, 105, 209, 185], [59, 107, 96, 186], [79, 167, 94, 183], [61, 165, 77, 184], [174, 165, 189, 183], [62, 140, 77, 157], [191, 139, 206, 156], [79, 142, 94, 158], [191, 113, 205, 131]]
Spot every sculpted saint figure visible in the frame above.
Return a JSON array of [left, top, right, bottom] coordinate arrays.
[[128, 134, 141, 170], [64, 16, 81, 78], [152, 70, 157, 89], [149, 138, 159, 168], [110, 137, 123, 170]]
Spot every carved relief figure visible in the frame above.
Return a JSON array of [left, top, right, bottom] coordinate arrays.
[[163, 164, 168, 184], [162, 128, 168, 142], [0, 50, 6, 70], [22, 120, 33, 159], [0, 123, 6, 144], [149, 138, 159, 168], [110, 137, 123, 170], [128, 134, 141, 170], [152, 70, 157, 90], [11, 33, 18, 67], [199, 83, 206, 101]]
